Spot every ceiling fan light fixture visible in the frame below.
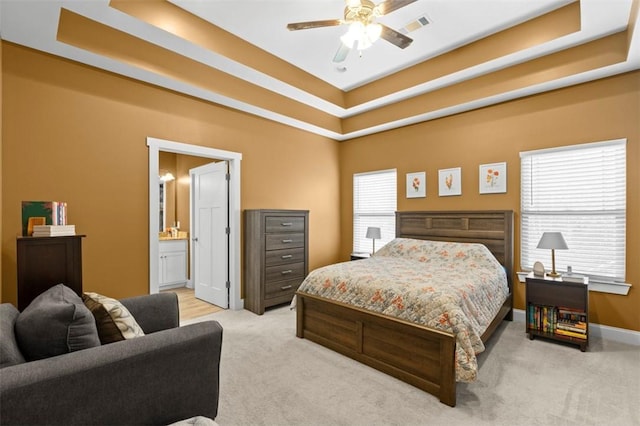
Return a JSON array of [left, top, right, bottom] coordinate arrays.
[[287, 0, 416, 61], [340, 21, 381, 50], [366, 22, 382, 42], [340, 22, 360, 48]]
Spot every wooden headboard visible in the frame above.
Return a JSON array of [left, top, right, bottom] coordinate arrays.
[[396, 210, 514, 290]]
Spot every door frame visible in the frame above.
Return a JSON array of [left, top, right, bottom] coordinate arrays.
[[147, 137, 243, 310]]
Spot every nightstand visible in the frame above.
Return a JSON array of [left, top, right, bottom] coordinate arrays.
[[350, 252, 371, 261], [525, 273, 589, 351]]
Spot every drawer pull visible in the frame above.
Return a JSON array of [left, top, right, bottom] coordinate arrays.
[[281, 222, 293, 226], [281, 254, 293, 259], [282, 239, 293, 243], [281, 285, 293, 290], [281, 270, 293, 275]]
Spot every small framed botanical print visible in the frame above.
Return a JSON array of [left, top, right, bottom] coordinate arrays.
[[479, 162, 507, 194], [438, 167, 461, 196], [406, 172, 426, 198]]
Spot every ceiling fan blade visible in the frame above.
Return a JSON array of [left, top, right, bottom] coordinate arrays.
[[333, 43, 351, 63], [375, 0, 418, 16], [379, 24, 413, 49], [287, 19, 342, 31]]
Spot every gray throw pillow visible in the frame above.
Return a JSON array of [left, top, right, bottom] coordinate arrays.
[[15, 284, 100, 361], [0, 303, 26, 368]]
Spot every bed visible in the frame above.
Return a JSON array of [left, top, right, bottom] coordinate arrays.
[[295, 210, 513, 407]]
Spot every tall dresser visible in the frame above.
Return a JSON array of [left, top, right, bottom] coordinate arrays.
[[244, 209, 309, 315]]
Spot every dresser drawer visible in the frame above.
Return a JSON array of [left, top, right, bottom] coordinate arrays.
[[265, 233, 305, 250], [265, 277, 304, 300], [265, 261, 305, 283], [265, 216, 305, 233], [265, 247, 305, 266]]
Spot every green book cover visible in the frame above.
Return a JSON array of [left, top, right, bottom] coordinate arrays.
[[21, 201, 56, 236]]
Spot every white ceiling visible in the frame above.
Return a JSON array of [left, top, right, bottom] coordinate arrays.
[[1, 0, 638, 140], [172, 0, 578, 90]]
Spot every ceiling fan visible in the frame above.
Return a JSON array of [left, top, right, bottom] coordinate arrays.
[[286, 0, 417, 63]]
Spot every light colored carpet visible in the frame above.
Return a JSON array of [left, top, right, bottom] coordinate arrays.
[[184, 307, 640, 426]]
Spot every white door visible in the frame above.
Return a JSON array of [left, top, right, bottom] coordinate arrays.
[[192, 161, 229, 308]]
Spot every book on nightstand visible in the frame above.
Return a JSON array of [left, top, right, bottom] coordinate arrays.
[[21, 201, 68, 236], [31, 225, 76, 237]]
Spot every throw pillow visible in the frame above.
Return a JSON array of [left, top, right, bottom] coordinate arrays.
[[82, 292, 145, 344], [0, 304, 26, 368], [15, 284, 100, 361]]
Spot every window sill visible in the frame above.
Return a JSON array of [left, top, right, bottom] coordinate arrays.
[[517, 271, 631, 295], [588, 281, 631, 295]]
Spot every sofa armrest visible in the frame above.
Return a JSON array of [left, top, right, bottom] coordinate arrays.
[[0, 320, 223, 426], [120, 292, 179, 333]]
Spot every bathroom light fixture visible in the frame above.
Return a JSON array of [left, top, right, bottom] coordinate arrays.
[[159, 171, 175, 182]]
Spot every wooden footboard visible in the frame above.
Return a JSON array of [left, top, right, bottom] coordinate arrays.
[[296, 292, 457, 407], [295, 210, 514, 407]]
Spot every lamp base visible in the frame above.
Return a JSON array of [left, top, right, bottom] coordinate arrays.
[[547, 271, 562, 278]]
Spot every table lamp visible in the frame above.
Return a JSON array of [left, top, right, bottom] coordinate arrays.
[[536, 232, 568, 277], [366, 226, 381, 254]]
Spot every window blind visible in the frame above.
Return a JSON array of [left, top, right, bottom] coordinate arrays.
[[353, 169, 397, 254], [520, 139, 626, 282]]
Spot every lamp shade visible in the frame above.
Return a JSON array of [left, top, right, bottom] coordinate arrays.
[[366, 227, 381, 240], [536, 232, 568, 250]]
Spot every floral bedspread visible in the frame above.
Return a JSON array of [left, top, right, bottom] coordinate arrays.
[[297, 238, 508, 382]]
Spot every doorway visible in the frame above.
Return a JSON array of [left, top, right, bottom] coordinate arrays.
[[147, 137, 243, 310]]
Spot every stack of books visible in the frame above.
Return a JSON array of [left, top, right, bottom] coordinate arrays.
[[528, 304, 557, 333], [32, 225, 76, 237], [528, 304, 588, 340], [21, 201, 69, 236], [555, 307, 587, 339]]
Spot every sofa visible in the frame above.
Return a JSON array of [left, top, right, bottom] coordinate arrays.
[[0, 290, 223, 425]]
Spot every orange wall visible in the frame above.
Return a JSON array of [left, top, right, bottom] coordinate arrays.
[[1, 43, 341, 303], [1, 41, 638, 332], [340, 71, 640, 331]]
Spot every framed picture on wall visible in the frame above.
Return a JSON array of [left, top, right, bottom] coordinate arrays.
[[438, 167, 462, 196], [406, 172, 426, 198], [479, 162, 507, 194]]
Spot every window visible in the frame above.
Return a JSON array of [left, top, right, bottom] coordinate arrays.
[[520, 139, 626, 284], [353, 169, 397, 254]]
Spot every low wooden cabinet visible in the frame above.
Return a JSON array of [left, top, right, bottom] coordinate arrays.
[[159, 239, 188, 288], [244, 209, 309, 315], [525, 273, 589, 351], [17, 235, 85, 311]]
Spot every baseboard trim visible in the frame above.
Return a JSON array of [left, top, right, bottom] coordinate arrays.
[[512, 308, 640, 346]]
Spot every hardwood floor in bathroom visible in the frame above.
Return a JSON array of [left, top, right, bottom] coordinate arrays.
[[162, 287, 224, 321]]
